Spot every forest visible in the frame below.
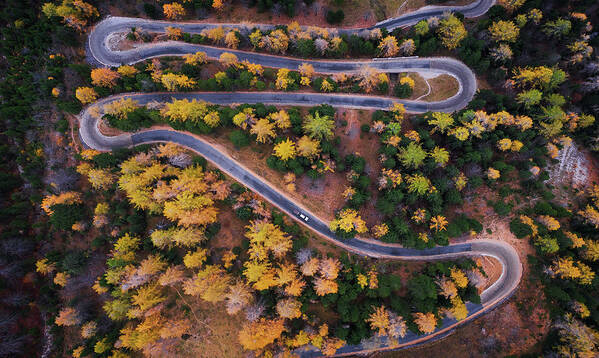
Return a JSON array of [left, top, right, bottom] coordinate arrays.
[[0, 0, 598, 357]]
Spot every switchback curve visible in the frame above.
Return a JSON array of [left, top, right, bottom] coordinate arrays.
[[86, 18, 479, 113], [78, 92, 522, 356], [80, 1, 520, 355]]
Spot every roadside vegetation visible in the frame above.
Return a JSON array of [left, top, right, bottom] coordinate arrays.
[[2, 0, 599, 356]]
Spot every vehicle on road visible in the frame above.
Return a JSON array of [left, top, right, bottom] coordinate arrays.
[[293, 209, 309, 222]]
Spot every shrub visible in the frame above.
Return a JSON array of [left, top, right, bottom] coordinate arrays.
[[394, 82, 413, 98], [229, 130, 250, 148], [509, 218, 532, 238], [326, 10, 345, 24]]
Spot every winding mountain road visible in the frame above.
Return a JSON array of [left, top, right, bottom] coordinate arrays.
[[79, 0, 523, 356], [79, 92, 521, 356]]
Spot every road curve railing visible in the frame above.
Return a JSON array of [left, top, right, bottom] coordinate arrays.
[[78, 92, 521, 356]]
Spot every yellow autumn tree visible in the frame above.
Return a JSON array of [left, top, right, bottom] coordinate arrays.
[[413, 312, 437, 334], [163, 3, 185, 19], [330, 209, 368, 235], [274, 138, 296, 161], [183, 265, 230, 302], [56, 307, 81, 326], [276, 298, 302, 319], [489, 20, 520, 42], [367, 306, 390, 335], [378, 36, 399, 57], [91, 68, 120, 87], [437, 14, 467, 50], [250, 118, 276, 143], [75, 87, 98, 104], [238, 318, 286, 351], [160, 73, 195, 91]]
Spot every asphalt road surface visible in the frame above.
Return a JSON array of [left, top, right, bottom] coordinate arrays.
[[80, 1, 523, 355], [78, 93, 521, 356]]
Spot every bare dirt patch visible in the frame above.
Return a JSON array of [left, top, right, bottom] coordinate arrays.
[[422, 74, 459, 102]]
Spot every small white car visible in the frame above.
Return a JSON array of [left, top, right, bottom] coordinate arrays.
[[293, 210, 309, 222]]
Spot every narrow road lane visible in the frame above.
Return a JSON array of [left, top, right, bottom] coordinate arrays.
[[78, 93, 521, 356]]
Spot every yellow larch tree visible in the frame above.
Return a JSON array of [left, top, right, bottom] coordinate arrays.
[[319, 258, 341, 280], [162, 98, 209, 123], [250, 118, 276, 143], [183, 248, 208, 269], [367, 305, 390, 335], [330, 209, 368, 235], [183, 265, 230, 302], [55, 307, 81, 326], [160, 73, 195, 91], [225, 280, 253, 315], [274, 138, 297, 161], [184, 51, 208, 66], [313, 277, 338, 296], [131, 283, 165, 312], [276, 298, 302, 319], [238, 318, 286, 351], [36, 258, 56, 275], [437, 14, 467, 50], [165, 26, 182, 40], [413, 312, 437, 334], [104, 98, 139, 120], [91, 68, 120, 87], [117, 65, 137, 77], [301, 258, 320, 277], [489, 20, 520, 42], [448, 296, 468, 321], [225, 30, 240, 49], [81, 321, 97, 339], [450, 268, 469, 289], [163, 3, 185, 19], [219, 52, 239, 67], [378, 36, 399, 57], [75, 87, 98, 104], [437, 277, 457, 298], [429, 215, 448, 232]]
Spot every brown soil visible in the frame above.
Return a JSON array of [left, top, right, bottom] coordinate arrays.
[[375, 287, 550, 358], [210, 202, 247, 250], [424, 74, 459, 102], [172, 296, 246, 358]]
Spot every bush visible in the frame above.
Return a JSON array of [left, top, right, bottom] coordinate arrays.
[[49, 204, 85, 231], [229, 130, 250, 148], [509, 218, 532, 238], [143, 3, 158, 19], [326, 10, 345, 24], [394, 82, 413, 98]]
